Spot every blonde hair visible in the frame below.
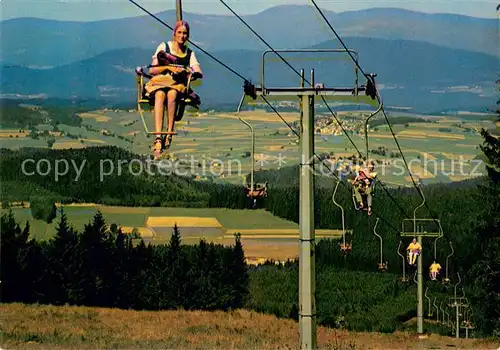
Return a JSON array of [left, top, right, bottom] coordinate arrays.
[[173, 20, 190, 39]]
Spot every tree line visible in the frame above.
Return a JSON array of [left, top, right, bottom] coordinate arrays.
[[1, 210, 248, 311]]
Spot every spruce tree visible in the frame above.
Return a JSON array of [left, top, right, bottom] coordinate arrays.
[[0, 211, 30, 302], [47, 209, 80, 304], [228, 233, 249, 309], [468, 82, 500, 336], [77, 210, 115, 306], [166, 224, 188, 308]]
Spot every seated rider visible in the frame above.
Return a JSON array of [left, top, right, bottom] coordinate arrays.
[[429, 260, 442, 280], [244, 182, 267, 198], [244, 182, 268, 208], [351, 161, 376, 215], [407, 238, 422, 266], [143, 20, 203, 158]]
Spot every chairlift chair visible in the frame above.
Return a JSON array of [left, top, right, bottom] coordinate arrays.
[[135, 63, 201, 135]]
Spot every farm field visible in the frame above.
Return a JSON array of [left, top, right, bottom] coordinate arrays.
[[2, 205, 343, 263], [2, 303, 498, 350], [0, 107, 495, 186]]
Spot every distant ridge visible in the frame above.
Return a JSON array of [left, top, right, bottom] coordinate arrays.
[[1, 6, 496, 67], [1, 36, 496, 113]]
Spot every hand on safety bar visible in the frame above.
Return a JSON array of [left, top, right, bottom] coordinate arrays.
[[191, 71, 203, 81]]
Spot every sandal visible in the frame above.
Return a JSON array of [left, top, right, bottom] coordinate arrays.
[[152, 137, 163, 160], [163, 134, 173, 150]]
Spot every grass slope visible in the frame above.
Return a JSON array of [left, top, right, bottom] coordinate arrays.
[[2, 303, 498, 349]]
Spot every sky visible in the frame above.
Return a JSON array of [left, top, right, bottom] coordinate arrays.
[[1, 0, 499, 21]]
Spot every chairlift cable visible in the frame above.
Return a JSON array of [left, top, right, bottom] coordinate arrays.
[[128, 0, 250, 82], [130, 0, 408, 237], [309, 0, 447, 240]]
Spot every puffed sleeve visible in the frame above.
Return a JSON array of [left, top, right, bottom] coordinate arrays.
[[152, 42, 167, 60], [190, 50, 200, 68]]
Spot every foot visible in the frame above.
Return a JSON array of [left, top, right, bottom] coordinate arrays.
[[163, 134, 173, 150], [152, 137, 162, 160]]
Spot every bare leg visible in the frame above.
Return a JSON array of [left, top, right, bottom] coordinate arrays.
[[366, 189, 372, 215], [166, 89, 178, 133], [154, 90, 166, 133], [354, 186, 363, 207], [366, 187, 372, 207]]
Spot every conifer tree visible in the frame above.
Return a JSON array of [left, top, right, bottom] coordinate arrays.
[[185, 239, 214, 309], [468, 81, 500, 336], [165, 224, 189, 308], [76, 211, 115, 306], [0, 211, 30, 302], [47, 209, 80, 304], [130, 239, 155, 309], [228, 233, 249, 309]]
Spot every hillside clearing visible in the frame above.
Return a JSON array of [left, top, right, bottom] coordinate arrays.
[[1, 303, 498, 350]]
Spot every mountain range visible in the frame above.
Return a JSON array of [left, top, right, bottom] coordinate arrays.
[[1, 6, 498, 113], [1, 5, 498, 67]]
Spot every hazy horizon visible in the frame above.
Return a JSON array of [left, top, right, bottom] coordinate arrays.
[[1, 0, 499, 22]]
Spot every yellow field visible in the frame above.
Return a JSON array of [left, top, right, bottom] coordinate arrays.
[[120, 226, 154, 237], [373, 134, 426, 139], [52, 141, 86, 149], [398, 130, 465, 140], [55, 203, 97, 207], [174, 148, 197, 153], [0, 129, 28, 133], [215, 237, 299, 261], [146, 216, 223, 227], [328, 152, 357, 158], [240, 243, 299, 261], [264, 145, 286, 151], [174, 141, 199, 147], [448, 175, 474, 182], [78, 113, 111, 122], [441, 152, 475, 161], [97, 206, 149, 214], [82, 138, 106, 144], [216, 111, 299, 123], [0, 132, 26, 138], [225, 229, 342, 236], [410, 123, 442, 128], [408, 162, 435, 179], [223, 234, 341, 239]]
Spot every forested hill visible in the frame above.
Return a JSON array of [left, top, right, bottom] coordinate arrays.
[[0, 146, 247, 208]]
